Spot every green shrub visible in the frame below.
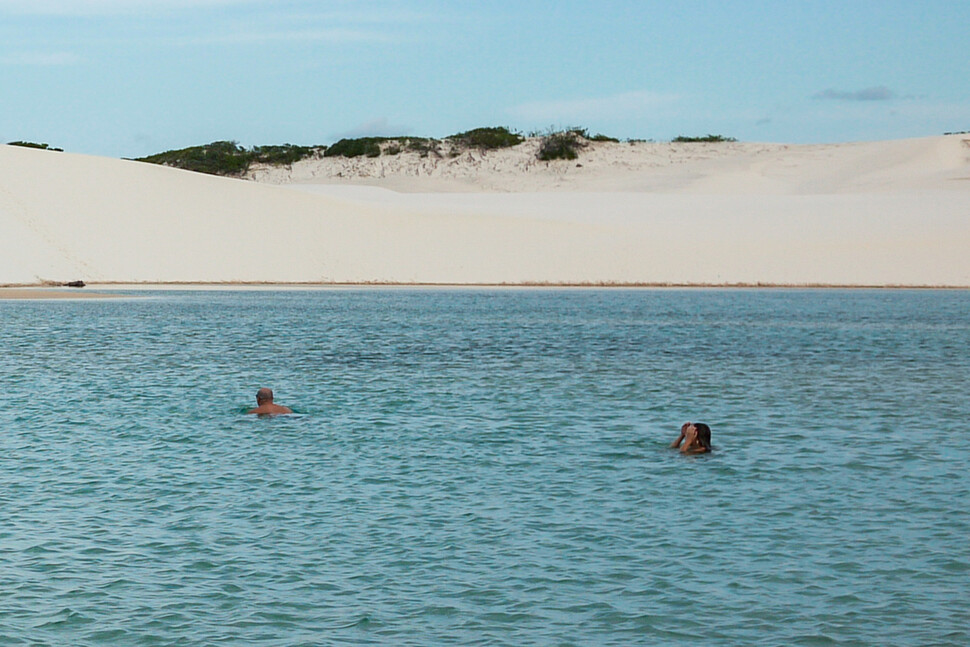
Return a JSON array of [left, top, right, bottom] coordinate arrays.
[[8, 141, 63, 151], [672, 134, 737, 143], [537, 130, 585, 161], [136, 141, 253, 175], [405, 138, 439, 155], [447, 126, 523, 150], [252, 144, 319, 165], [323, 137, 386, 158], [136, 141, 322, 175], [590, 133, 619, 142]]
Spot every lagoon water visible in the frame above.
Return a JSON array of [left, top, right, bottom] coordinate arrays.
[[1, 288, 968, 646]]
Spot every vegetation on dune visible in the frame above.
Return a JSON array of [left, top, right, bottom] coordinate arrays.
[[287, 128, 526, 161], [531, 127, 627, 160], [251, 144, 319, 165], [323, 137, 387, 158], [274, 126, 613, 164], [135, 141, 322, 176], [134, 125, 630, 174], [446, 126, 524, 150], [139, 135, 445, 171], [672, 134, 737, 143], [537, 128, 588, 161], [7, 141, 63, 151], [13, 127, 745, 178], [404, 137, 439, 155], [323, 136, 444, 158], [137, 141, 252, 176]]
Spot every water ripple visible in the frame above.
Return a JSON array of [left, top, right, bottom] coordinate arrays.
[[0, 289, 967, 645]]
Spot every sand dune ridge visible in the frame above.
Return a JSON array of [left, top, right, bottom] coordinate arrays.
[[2, 135, 968, 287]]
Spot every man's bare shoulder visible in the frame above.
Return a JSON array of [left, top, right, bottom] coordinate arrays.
[[247, 404, 293, 415]]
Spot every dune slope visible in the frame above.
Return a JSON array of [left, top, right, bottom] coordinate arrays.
[[2, 136, 968, 286]]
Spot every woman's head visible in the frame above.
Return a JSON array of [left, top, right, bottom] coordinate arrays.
[[693, 423, 712, 450]]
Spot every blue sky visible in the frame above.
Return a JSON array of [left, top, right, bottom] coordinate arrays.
[[1, 0, 968, 158]]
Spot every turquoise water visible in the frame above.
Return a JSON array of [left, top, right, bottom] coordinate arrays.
[[1, 288, 968, 646]]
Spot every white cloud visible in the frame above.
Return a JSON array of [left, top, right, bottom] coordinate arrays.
[[813, 86, 897, 102], [0, 51, 81, 65], [0, 0, 255, 14], [508, 90, 680, 123], [191, 27, 395, 45], [332, 118, 411, 140], [0, 0, 434, 20], [753, 95, 970, 143]]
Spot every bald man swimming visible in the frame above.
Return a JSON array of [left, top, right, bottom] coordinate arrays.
[[247, 388, 293, 415]]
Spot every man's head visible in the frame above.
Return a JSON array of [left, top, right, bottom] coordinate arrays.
[[256, 388, 274, 404]]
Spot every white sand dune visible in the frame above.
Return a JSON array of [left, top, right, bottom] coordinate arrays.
[[2, 135, 968, 286]]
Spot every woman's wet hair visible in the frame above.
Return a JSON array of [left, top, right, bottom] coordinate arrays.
[[693, 423, 712, 449]]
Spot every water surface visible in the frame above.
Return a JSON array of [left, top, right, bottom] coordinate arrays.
[[1, 289, 968, 645]]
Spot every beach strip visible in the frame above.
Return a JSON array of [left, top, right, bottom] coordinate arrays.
[[0, 288, 120, 300]]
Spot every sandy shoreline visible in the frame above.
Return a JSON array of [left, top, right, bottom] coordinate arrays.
[[0, 288, 122, 299], [2, 135, 968, 287], [4, 282, 966, 294]]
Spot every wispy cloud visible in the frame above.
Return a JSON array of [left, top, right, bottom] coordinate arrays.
[[332, 117, 411, 140], [751, 94, 970, 143], [0, 2, 426, 49], [0, 0, 437, 21], [813, 86, 897, 101], [0, 0, 255, 14], [0, 50, 81, 65], [509, 90, 680, 123], [187, 27, 395, 46]]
